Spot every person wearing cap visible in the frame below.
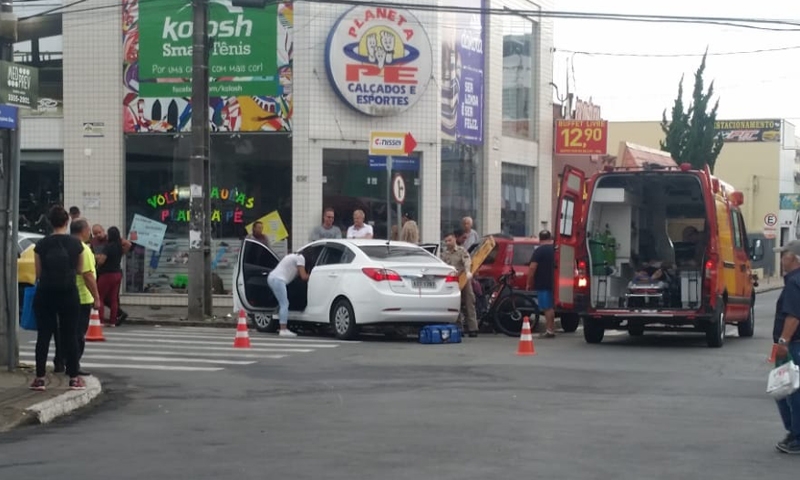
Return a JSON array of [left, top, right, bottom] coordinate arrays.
[[772, 239, 800, 453], [527, 230, 556, 338]]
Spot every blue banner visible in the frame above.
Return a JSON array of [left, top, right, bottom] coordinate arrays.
[[368, 155, 420, 171], [0, 104, 18, 129]]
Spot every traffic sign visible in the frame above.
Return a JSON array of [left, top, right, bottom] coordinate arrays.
[[369, 131, 418, 157], [764, 213, 778, 227], [392, 174, 406, 204]]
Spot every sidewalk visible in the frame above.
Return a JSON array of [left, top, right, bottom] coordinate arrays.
[[755, 276, 783, 294], [0, 365, 102, 432]]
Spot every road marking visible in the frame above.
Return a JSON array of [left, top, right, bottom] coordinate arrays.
[[102, 331, 352, 345], [21, 347, 286, 359], [146, 328, 361, 343], [27, 340, 320, 352], [19, 351, 257, 365], [20, 360, 224, 372]]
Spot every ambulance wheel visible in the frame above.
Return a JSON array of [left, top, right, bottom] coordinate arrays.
[[560, 313, 580, 333], [584, 320, 605, 344], [252, 312, 278, 333], [737, 300, 755, 338], [706, 300, 726, 348]]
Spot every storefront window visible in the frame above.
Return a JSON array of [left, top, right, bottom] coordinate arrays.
[[124, 134, 292, 295], [322, 149, 420, 241], [441, 141, 481, 235], [502, 14, 538, 140], [501, 163, 534, 236], [19, 152, 63, 235]]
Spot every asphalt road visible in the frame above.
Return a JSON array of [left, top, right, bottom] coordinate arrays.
[[1, 290, 796, 479]]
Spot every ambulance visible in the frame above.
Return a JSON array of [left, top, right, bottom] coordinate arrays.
[[554, 163, 764, 348]]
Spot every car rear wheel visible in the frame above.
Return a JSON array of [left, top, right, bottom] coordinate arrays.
[[584, 319, 604, 344], [331, 298, 358, 341], [251, 312, 278, 333], [737, 301, 755, 338], [560, 313, 580, 333]]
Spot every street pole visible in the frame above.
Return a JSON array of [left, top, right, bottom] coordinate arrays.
[[386, 156, 392, 239], [0, 0, 17, 371], [188, 0, 212, 320]]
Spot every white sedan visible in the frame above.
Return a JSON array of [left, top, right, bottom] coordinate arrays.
[[234, 238, 462, 340]]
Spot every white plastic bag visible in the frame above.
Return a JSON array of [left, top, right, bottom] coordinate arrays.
[[767, 360, 800, 400]]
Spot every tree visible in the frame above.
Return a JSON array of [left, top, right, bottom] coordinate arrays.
[[660, 52, 724, 172]]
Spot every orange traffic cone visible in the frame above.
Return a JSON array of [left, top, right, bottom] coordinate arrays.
[[233, 310, 251, 348], [768, 343, 779, 363], [516, 316, 536, 356], [85, 308, 106, 342]]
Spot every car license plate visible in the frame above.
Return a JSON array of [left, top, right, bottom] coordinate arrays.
[[412, 280, 436, 289]]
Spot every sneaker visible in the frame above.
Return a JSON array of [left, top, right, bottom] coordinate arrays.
[[539, 331, 556, 338], [279, 329, 297, 338], [29, 378, 46, 391], [777, 439, 800, 454], [777, 433, 794, 452], [69, 377, 86, 391]]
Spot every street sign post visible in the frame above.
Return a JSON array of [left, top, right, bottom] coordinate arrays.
[[764, 212, 778, 240], [369, 131, 417, 238], [392, 173, 406, 236]]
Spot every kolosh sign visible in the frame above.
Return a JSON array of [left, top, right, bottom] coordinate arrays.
[[325, 6, 433, 116], [138, 0, 277, 98], [0, 61, 38, 109]]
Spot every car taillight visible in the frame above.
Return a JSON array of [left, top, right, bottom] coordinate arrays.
[[576, 259, 588, 290], [362, 267, 402, 282], [444, 271, 459, 282], [703, 256, 717, 295], [704, 259, 715, 279]]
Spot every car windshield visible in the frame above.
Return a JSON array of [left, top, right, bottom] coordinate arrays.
[[358, 245, 439, 263]]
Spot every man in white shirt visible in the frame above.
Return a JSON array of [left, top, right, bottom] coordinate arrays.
[[347, 209, 374, 239], [267, 252, 309, 337]]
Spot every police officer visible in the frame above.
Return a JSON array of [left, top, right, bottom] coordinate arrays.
[[441, 230, 478, 337]]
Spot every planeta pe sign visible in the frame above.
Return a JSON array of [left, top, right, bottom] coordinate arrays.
[[137, 0, 278, 98]]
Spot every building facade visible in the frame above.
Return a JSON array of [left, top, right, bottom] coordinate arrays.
[[17, 0, 554, 306], [606, 119, 799, 277]]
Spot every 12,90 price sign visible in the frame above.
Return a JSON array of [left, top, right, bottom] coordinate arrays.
[[554, 120, 608, 155]]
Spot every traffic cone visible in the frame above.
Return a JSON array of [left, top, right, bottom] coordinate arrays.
[[233, 310, 251, 349], [85, 308, 106, 342], [768, 343, 779, 363], [516, 316, 536, 356]]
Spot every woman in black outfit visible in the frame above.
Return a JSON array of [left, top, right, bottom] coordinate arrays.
[[30, 206, 86, 391], [96, 226, 124, 326]]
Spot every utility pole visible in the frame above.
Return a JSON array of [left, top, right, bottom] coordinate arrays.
[[0, 0, 18, 370], [188, 0, 212, 320]]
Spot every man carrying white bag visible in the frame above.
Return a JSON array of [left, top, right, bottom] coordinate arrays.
[[770, 240, 800, 454]]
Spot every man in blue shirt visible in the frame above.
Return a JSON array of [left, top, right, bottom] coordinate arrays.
[[773, 240, 800, 453], [527, 230, 556, 338]]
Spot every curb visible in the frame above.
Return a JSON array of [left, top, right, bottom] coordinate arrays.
[[24, 376, 102, 425], [756, 285, 782, 294]]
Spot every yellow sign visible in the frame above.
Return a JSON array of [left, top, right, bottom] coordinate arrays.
[[369, 131, 410, 156], [246, 210, 289, 243], [460, 235, 497, 290]]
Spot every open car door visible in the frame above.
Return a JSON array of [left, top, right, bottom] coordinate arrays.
[[236, 238, 281, 311], [554, 166, 586, 311]]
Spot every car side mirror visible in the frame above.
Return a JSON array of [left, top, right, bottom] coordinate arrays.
[[750, 238, 764, 262]]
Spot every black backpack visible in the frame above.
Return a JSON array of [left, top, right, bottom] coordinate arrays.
[[41, 237, 76, 289]]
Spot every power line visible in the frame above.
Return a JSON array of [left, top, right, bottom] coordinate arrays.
[[557, 45, 800, 58], [16, 0, 800, 32]]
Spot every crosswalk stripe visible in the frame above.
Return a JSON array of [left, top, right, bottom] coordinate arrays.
[[26, 341, 315, 353], [20, 360, 223, 372], [19, 351, 256, 365], [101, 331, 351, 345], [60, 337, 342, 348], [20, 347, 286, 360], [144, 328, 360, 343]]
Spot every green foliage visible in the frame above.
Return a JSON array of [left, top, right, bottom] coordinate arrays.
[[660, 52, 724, 172]]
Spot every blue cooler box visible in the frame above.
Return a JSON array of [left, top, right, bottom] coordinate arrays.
[[418, 324, 462, 344]]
